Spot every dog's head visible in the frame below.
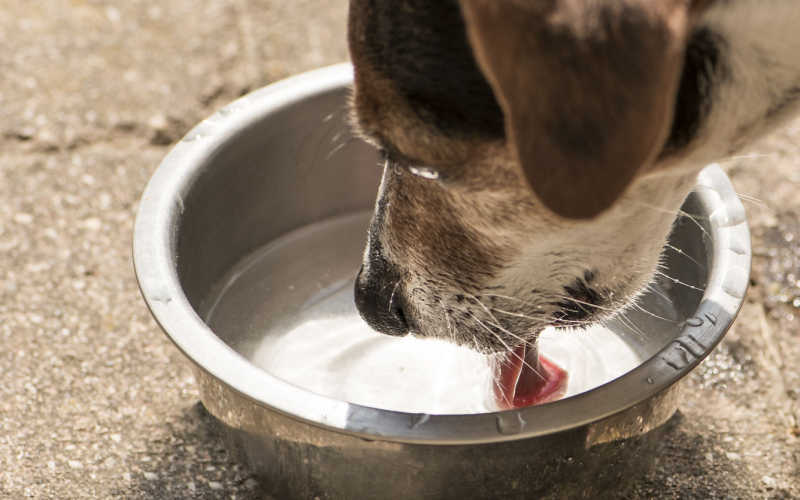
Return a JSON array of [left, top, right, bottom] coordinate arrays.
[[348, 0, 723, 352]]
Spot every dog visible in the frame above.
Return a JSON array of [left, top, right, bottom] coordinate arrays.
[[346, 0, 800, 403]]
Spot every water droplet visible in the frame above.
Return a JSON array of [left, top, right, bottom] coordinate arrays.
[[496, 412, 526, 435], [646, 377, 654, 384]]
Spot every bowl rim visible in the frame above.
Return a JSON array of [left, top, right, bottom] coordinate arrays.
[[133, 63, 751, 445]]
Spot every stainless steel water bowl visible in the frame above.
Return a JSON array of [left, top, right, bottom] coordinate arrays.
[[133, 64, 751, 499]]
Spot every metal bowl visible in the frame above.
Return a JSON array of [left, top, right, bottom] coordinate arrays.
[[133, 64, 751, 499]]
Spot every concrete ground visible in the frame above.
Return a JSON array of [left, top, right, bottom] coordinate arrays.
[[0, 1, 797, 498]]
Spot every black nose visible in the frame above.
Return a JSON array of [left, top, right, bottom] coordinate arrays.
[[354, 264, 409, 336]]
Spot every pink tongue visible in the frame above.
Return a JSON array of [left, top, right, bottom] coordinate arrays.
[[495, 344, 568, 409]]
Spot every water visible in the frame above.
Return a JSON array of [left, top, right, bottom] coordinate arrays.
[[202, 212, 648, 414]]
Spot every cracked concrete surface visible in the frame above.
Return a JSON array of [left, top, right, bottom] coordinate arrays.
[[0, 1, 797, 498]]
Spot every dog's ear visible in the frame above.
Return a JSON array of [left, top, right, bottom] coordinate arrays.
[[459, 0, 692, 218]]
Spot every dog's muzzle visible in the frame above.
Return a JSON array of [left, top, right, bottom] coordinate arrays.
[[354, 262, 409, 337]]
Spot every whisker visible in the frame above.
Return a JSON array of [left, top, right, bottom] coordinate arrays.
[[461, 308, 544, 378], [653, 270, 705, 292], [631, 301, 677, 323], [644, 282, 672, 303], [324, 137, 353, 160], [664, 243, 705, 270], [486, 287, 619, 315], [735, 192, 766, 207], [630, 200, 679, 216], [490, 306, 595, 330], [465, 294, 502, 324], [715, 152, 779, 163], [556, 319, 597, 328], [547, 293, 616, 313], [623, 311, 649, 337], [677, 209, 711, 241], [485, 291, 611, 316], [633, 199, 712, 240], [693, 183, 767, 209], [615, 313, 648, 340], [459, 298, 541, 351], [488, 334, 544, 379]]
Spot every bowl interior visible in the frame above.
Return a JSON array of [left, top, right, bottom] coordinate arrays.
[[172, 83, 710, 415]]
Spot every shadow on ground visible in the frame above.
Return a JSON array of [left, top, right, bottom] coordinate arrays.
[[117, 406, 787, 499], [628, 411, 768, 499], [112, 403, 265, 500]]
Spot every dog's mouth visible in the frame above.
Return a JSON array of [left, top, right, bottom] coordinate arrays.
[[494, 343, 567, 409], [490, 274, 609, 408]]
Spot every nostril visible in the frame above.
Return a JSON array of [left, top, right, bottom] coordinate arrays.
[[392, 302, 407, 328], [383, 298, 409, 336], [354, 266, 410, 337]]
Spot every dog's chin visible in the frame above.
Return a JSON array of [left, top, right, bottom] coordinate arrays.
[[393, 259, 656, 356], [398, 287, 611, 356], [404, 296, 616, 356]]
